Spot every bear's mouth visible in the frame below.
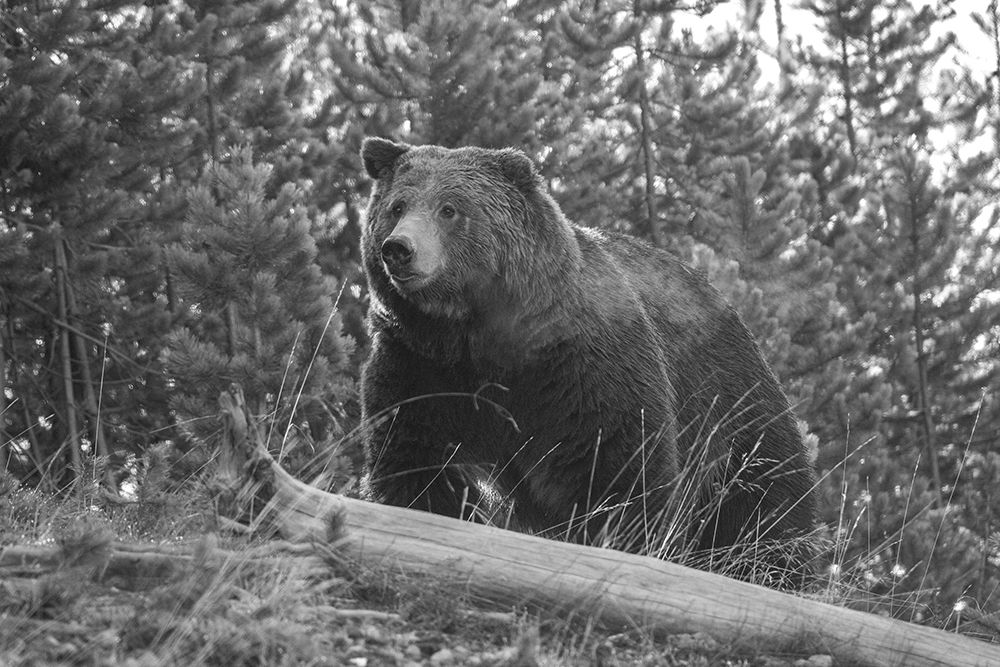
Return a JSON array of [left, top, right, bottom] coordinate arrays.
[[385, 269, 427, 289], [385, 266, 416, 281]]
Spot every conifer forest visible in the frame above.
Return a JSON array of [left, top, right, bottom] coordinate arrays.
[[2, 0, 1000, 641]]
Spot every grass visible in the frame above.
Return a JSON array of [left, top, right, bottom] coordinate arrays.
[[3, 382, 998, 664], [359, 387, 826, 593], [1, 464, 842, 667]]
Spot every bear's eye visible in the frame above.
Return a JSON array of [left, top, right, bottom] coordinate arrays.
[[440, 204, 457, 220], [390, 200, 406, 218]]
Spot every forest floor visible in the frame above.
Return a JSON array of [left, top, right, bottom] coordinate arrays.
[[0, 485, 839, 667], [0, 539, 838, 667]]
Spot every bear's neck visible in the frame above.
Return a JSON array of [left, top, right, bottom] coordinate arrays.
[[376, 276, 577, 374]]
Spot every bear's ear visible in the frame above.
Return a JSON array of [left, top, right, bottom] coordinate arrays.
[[361, 137, 409, 178], [494, 148, 538, 192]]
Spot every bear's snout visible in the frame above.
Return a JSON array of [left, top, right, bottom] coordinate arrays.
[[378, 216, 445, 287], [381, 236, 415, 278]]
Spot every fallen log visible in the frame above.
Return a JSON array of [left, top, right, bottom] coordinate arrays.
[[217, 385, 1000, 667]]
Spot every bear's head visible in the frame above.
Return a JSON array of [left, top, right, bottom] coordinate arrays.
[[360, 138, 577, 323]]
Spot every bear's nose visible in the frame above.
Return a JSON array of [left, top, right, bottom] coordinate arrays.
[[381, 236, 414, 273]]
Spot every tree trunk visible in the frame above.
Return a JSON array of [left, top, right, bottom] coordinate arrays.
[[16, 397, 45, 484], [632, 1, 664, 248], [774, 0, 788, 88], [205, 62, 218, 166], [216, 385, 1000, 667], [0, 308, 8, 450], [908, 210, 943, 505], [990, 0, 1000, 157], [226, 301, 239, 360], [5, 315, 46, 483], [835, 7, 856, 160], [62, 261, 114, 488], [164, 262, 178, 315], [53, 229, 83, 482]]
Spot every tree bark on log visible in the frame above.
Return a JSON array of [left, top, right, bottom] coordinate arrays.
[[217, 385, 1000, 667]]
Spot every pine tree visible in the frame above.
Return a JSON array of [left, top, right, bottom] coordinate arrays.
[[137, 0, 363, 478], [787, 0, 1000, 611], [987, 1, 1000, 155], [555, 1, 741, 247], [830, 143, 1000, 610], [0, 0, 175, 488], [164, 148, 354, 473], [0, 0, 332, 489], [944, 2, 1000, 161], [791, 0, 954, 261], [800, 0, 952, 165], [324, 0, 547, 149], [689, 156, 886, 472]]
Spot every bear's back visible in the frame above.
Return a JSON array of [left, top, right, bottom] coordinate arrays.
[[572, 224, 806, 463]]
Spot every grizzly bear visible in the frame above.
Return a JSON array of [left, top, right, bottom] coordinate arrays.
[[358, 137, 816, 587]]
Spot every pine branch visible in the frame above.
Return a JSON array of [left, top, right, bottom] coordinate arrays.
[[12, 296, 148, 371]]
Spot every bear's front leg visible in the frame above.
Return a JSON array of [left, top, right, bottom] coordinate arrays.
[[363, 422, 486, 520], [361, 333, 490, 521]]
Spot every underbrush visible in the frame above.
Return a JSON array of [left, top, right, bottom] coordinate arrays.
[[3, 429, 998, 666], [2, 469, 840, 667]]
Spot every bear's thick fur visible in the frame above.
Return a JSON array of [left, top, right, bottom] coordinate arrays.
[[359, 137, 816, 586]]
